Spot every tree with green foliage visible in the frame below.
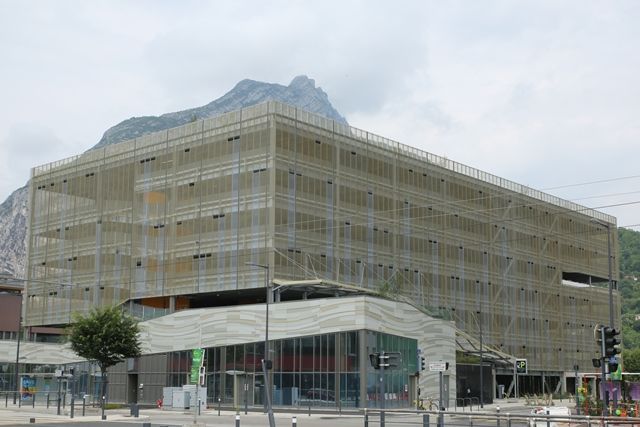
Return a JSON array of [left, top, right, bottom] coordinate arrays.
[[623, 348, 640, 376], [67, 306, 142, 415], [618, 228, 640, 350]]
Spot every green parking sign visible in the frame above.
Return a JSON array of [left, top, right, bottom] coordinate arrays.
[[515, 359, 527, 374]]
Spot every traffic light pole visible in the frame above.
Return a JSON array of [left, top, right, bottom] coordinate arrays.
[[600, 327, 608, 418], [379, 351, 386, 427]]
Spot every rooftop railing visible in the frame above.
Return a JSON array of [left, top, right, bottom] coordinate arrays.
[[32, 101, 615, 224]]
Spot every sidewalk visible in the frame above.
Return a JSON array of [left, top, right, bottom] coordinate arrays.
[[0, 398, 578, 426], [0, 400, 148, 425]]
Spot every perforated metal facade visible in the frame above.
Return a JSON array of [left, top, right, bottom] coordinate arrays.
[[26, 101, 619, 374]]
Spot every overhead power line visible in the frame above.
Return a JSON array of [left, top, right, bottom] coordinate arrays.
[[542, 174, 640, 191]]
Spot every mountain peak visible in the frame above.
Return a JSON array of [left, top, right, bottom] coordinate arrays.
[[94, 76, 347, 149], [289, 75, 316, 89]]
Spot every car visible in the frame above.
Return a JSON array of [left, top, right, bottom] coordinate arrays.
[[305, 388, 335, 402], [529, 406, 571, 427]]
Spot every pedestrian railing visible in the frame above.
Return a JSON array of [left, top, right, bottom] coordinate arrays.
[[363, 408, 640, 427], [0, 390, 92, 418]]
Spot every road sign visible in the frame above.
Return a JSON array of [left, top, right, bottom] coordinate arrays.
[[515, 359, 527, 374], [429, 361, 448, 372]]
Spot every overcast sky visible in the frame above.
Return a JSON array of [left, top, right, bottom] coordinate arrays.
[[1, 0, 639, 229]]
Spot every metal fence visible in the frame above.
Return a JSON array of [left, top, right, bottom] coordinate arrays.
[[364, 409, 640, 427]]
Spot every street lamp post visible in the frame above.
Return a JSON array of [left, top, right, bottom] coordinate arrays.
[[13, 311, 22, 405], [244, 262, 275, 427]]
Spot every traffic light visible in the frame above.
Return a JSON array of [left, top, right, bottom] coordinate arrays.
[[603, 327, 621, 358], [261, 359, 273, 370], [369, 353, 380, 369], [199, 366, 206, 386], [421, 357, 426, 371]]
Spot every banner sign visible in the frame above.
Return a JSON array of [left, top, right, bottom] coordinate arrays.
[[190, 348, 205, 384]]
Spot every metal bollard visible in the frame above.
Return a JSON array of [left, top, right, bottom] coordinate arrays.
[[423, 413, 429, 427], [235, 414, 240, 427], [468, 415, 473, 427], [382, 410, 386, 427], [5, 392, 7, 407], [586, 415, 591, 427], [507, 413, 511, 427], [292, 415, 297, 426], [70, 396, 75, 419], [47, 393, 50, 408], [32, 393, 35, 408], [218, 397, 221, 416], [364, 408, 369, 427], [82, 396, 86, 416], [309, 401, 311, 416], [496, 406, 501, 427], [546, 409, 550, 427], [63, 392, 66, 409]]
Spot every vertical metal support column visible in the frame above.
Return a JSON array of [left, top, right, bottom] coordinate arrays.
[[600, 327, 608, 417], [13, 313, 22, 405], [438, 371, 444, 427], [56, 377, 62, 415], [574, 365, 580, 415], [380, 351, 386, 427], [262, 359, 275, 427], [479, 310, 484, 408], [244, 377, 248, 415]]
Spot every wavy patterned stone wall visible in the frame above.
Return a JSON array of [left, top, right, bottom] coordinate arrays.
[[0, 341, 83, 365], [141, 295, 456, 398]]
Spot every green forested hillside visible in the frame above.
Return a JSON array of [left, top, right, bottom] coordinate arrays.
[[619, 228, 640, 349]]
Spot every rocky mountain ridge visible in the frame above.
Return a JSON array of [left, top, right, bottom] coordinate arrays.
[[0, 76, 346, 276], [95, 75, 346, 148]]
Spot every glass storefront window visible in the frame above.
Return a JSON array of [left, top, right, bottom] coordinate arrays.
[[168, 329, 416, 409]]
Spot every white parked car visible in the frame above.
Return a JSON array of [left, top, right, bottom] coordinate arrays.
[[529, 406, 571, 427]]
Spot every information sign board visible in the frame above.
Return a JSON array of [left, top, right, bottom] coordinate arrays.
[[429, 361, 448, 372]]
